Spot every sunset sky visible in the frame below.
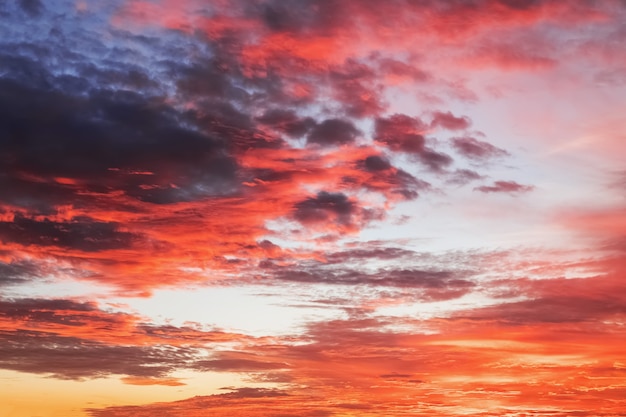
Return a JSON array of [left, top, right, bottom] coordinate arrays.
[[1, 0, 626, 416]]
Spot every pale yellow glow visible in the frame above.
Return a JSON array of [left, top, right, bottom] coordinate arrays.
[[0, 369, 249, 417]]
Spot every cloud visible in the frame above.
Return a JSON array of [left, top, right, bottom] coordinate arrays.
[[270, 266, 475, 301], [3, 2, 626, 415], [0, 0, 566, 296], [452, 136, 510, 160], [373, 114, 453, 171], [292, 191, 368, 232], [0, 298, 98, 322], [447, 168, 485, 185], [0, 74, 239, 207], [0, 260, 44, 286], [256, 109, 315, 138], [87, 389, 335, 417], [306, 119, 360, 147], [86, 298, 626, 416], [374, 114, 427, 154], [121, 376, 186, 386], [0, 214, 136, 252], [430, 111, 471, 130], [418, 149, 454, 172], [0, 296, 249, 349], [0, 330, 193, 379], [474, 180, 534, 193], [195, 355, 289, 372], [323, 246, 416, 263], [17, 0, 43, 17], [0, 296, 268, 380], [329, 59, 386, 117], [356, 155, 430, 200], [362, 155, 392, 171]]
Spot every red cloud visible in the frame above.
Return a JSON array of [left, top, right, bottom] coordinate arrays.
[[374, 114, 427, 154], [430, 111, 472, 130]]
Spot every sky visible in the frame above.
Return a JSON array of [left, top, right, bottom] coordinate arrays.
[[1, 0, 626, 416]]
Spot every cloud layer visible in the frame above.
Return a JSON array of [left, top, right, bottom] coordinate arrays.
[[1, 0, 626, 416]]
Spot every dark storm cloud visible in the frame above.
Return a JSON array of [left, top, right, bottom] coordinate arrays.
[[306, 119, 360, 146], [0, 50, 52, 88], [0, 69, 239, 207], [0, 214, 136, 252]]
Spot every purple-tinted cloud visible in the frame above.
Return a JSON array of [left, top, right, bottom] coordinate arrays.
[[474, 180, 534, 193]]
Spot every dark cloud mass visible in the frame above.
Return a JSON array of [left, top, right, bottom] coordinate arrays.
[[0, 214, 136, 252], [363, 155, 392, 171], [293, 192, 356, 225], [0, 74, 239, 207], [0, 260, 43, 286], [306, 118, 360, 146], [0, 330, 192, 379], [256, 109, 315, 138], [0, 298, 96, 321], [17, 0, 43, 17]]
